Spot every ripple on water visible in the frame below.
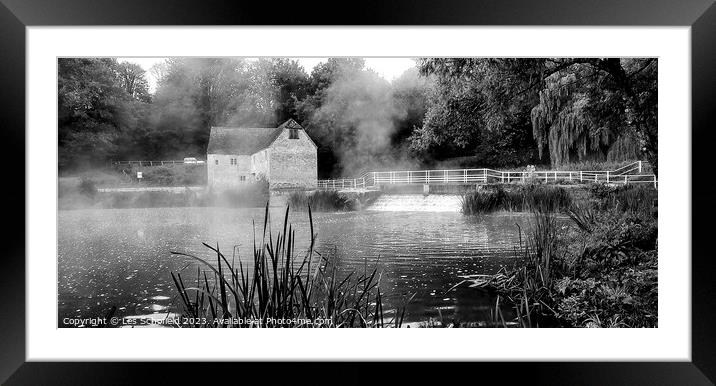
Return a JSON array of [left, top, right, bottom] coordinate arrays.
[[58, 207, 537, 324]]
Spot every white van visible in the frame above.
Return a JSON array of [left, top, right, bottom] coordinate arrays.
[[183, 157, 198, 164]]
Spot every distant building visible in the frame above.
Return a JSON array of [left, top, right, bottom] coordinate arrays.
[[206, 119, 317, 191]]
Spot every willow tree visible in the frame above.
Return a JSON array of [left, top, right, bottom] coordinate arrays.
[[531, 58, 657, 172], [415, 58, 657, 174]]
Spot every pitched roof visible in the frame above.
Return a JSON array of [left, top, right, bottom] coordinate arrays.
[[277, 118, 302, 130], [207, 126, 283, 155]]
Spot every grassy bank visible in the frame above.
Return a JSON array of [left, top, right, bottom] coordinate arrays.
[[59, 178, 269, 210], [116, 163, 206, 186], [287, 190, 382, 212], [461, 184, 573, 214], [466, 184, 658, 328], [166, 205, 406, 328]]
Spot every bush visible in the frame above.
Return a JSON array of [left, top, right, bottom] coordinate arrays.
[[469, 207, 658, 328]]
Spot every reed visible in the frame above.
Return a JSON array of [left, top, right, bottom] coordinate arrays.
[[167, 204, 405, 328], [287, 190, 354, 212], [465, 203, 657, 328], [461, 185, 572, 215], [590, 184, 657, 214]]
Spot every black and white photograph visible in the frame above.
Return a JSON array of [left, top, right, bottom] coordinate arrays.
[[57, 56, 659, 329]]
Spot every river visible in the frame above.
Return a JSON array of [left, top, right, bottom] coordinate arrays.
[[57, 206, 536, 326]]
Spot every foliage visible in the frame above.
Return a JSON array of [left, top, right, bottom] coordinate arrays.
[[166, 205, 406, 328], [59, 57, 656, 179], [287, 190, 354, 212], [126, 164, 206, 187], [415, 58, 657, 172], [287, 190, 383, 212], [467, 189, 658, 328], [59, 58, 434, 179], [58, 58, 151, 169], [461, 184, 572, 214], [588, 184, 658, 215], [300, 60, 431, 177]]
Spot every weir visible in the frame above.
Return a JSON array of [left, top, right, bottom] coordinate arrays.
[[366, 194, 462, 212]]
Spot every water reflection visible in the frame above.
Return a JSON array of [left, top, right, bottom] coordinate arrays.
[[58, 207, 534, 326]]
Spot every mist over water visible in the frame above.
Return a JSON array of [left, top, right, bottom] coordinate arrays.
[[57, 207, 534, 325]]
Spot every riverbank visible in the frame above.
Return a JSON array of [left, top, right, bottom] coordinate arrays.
[[462, 183, 658, 327], [59, 179, 268, 210]]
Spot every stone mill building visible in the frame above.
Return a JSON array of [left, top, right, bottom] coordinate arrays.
[[206, 119, 318, 192]]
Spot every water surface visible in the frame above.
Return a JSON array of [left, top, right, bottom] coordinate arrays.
[[58, 207, 536, 326]]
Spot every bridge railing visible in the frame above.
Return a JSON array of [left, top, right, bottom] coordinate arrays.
[[372, 169, 489, 185], [317, 161, 656, 190]]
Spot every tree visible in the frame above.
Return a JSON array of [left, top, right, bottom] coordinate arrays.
[[116, 62, 151, 103], [58, 58, 150, 169], [412, 59, 542, 167], [415, 58, 657, 172], [530, 58, 657, 172], [300, 59, 428, 177]]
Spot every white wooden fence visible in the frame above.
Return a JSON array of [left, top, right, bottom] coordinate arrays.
[[317, 161, 657, 190]]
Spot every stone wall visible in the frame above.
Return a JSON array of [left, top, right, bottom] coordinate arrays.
[[207, 154, 252, 190], [268, 129, 317, 191], [251, 148, 270, 181]]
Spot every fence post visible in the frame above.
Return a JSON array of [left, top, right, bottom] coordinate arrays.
[[638, 161, 642, 173], [580, 171, 583, 182], [607, 170, 610, 183], [501, 172, 505, 183]]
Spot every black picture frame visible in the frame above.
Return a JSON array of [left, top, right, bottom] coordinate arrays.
[[2, 0, 714, 384]]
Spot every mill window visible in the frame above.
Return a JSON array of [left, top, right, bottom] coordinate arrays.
[[240, 176, 246, 181], [289, 128, 299, 139], [215, 159, 219, 165]]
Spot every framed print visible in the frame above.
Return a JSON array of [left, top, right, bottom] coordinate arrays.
[[2, 0, 715, 383]]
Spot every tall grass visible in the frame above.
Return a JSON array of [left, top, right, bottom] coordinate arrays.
[[287, 191, 355, 212], [590, 184, 657, 214], [457, 210, 561, 327], [287, 190, 382, 213], [167, 204, 406, 328], [461, 185, 572, 215]]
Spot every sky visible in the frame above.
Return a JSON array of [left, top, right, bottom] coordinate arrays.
[[117, 57, 417, 93]]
